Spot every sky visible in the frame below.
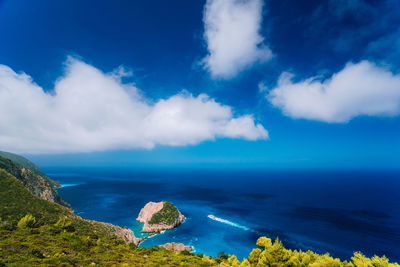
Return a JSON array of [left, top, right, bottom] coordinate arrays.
[[0, 0, 399, 169]]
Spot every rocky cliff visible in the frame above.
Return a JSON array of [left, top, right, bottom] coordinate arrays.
[[0, 155, 69, 207], [82, 218, 143, 246], [137, 201, 185, 233]]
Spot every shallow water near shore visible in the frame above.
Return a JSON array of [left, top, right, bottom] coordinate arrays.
[[47, 168, 400, 261]]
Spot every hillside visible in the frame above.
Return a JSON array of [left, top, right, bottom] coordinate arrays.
[[0, 154, 398, 266], [0, 168, 210, 266], [0, 151, 59, 188], [0, 168, 139, 242], [0, 155, 68, 207]]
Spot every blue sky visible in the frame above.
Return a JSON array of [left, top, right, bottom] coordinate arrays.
[[0, 0, 399, 169]]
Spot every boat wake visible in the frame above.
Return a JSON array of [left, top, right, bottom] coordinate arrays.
[[207, 215, 251, 231], [60, 183, 80, 188]]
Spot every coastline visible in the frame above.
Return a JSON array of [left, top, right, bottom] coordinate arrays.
[[136, 217, 187, 247], [51, 168, 400, 261]]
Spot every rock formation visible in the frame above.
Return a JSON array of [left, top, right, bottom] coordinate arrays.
[[160, 242, 193, 253], [0, 155, 69, 207], [137, 201, 185, 233]]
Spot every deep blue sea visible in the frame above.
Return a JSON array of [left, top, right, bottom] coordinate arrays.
[[43, 168, 400, 261]]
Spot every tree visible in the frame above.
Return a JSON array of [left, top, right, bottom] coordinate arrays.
[[17, 214, 36, 228]]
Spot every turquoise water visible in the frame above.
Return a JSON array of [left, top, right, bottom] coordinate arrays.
[[49, 168, 400, 261]]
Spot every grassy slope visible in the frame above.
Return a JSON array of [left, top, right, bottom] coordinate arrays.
[[0, 225, 209, 266], [0, 169, 212, 266], [0, 169, 136, 238], [0, 156, 68, 207], [0, 151, 59, 188], [0, 169, 69, 225]]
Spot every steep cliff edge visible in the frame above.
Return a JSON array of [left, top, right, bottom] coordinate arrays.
[[137, 201, 185, 233], [0, 151, 59, 188], [0, 154, 69, 207]]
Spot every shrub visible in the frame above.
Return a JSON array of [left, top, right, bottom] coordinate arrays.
[[179, 250, 192, 256], [54, 217, 74, 232], [30, 248, 44, 259], [256, 236, 272, 248], [50, 217, 75, 234], [248, 248, 262, 264], [129, 242, 138, 250], [218, 251, 229, 260], [17, 214, 36, 228]]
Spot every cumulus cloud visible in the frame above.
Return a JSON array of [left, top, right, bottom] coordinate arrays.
[[0, 58, 268, 154], [202, 0, 272, 79], [267, 61, 400, 123]]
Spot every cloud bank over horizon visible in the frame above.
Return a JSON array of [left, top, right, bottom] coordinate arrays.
[[0, 58, 268, 154], [266, 61, 400, 123], [202, 0, 272, 79]]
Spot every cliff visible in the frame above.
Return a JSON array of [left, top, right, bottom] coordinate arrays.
[[0, 167, 141, 245], [0, 154, 69, 207], [137, 201, 185, 233], [0, 151, 60, 188]]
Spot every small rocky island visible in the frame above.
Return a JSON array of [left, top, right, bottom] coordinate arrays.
[[137, 201, 185, 233]]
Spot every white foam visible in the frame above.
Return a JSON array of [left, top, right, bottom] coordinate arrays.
[[207, 215, 250, 231], [60, 183, 79, 188]]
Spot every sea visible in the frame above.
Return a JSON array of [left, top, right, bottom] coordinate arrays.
[[43, 167, 400, 262]]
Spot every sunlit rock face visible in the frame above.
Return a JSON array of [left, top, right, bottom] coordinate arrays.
[[137, 201, 185, 233]]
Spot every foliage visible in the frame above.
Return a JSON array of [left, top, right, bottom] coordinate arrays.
[[17, 214, 36, 229], [0, 168, 69, 225], [218, 252, 230, 260], [244, 236, 399, 267], [0, 169, 138, 239], [0, 218, 210, 266], [256, 236, 272, 248], [0, 150, 60, 188], [149, 201, 180, 225], [2, 217, 398, 266], [0, 155, 68, 207], [51, 217, 75, 233]]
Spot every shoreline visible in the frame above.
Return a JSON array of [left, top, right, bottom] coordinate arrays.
[[136, 217, 187, 247]]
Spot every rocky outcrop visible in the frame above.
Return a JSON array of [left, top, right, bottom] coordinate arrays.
[[0, 155, 69, 207], [82, 218, 143, 246], [20, 167, 68, 206], [0, 152, 141, 246], [137, 202, 164, 223], [137, 201, 185, 233], [160, 242, 193, 253]]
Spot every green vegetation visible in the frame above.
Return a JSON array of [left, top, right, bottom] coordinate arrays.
[[0, 150, 60, 188], [0, 168, 139, 238], [149, 201, 180, 225], [1, 217, 398, 266], [0, 155, 68, 207], [0, 153, 398, 266], [0, 168, 70, 225], [242, 237, 399, 267], [17, 214, 36, 229], [0, 215, 209, 266]]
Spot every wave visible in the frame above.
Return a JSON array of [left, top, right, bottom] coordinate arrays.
[[207, 215, 251, 231], [60, 183, 80, 188]]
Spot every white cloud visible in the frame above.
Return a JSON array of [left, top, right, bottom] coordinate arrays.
[[0, 58, 268, 154], [202, 0, 272, 79], [267, 61, 400, 123]]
